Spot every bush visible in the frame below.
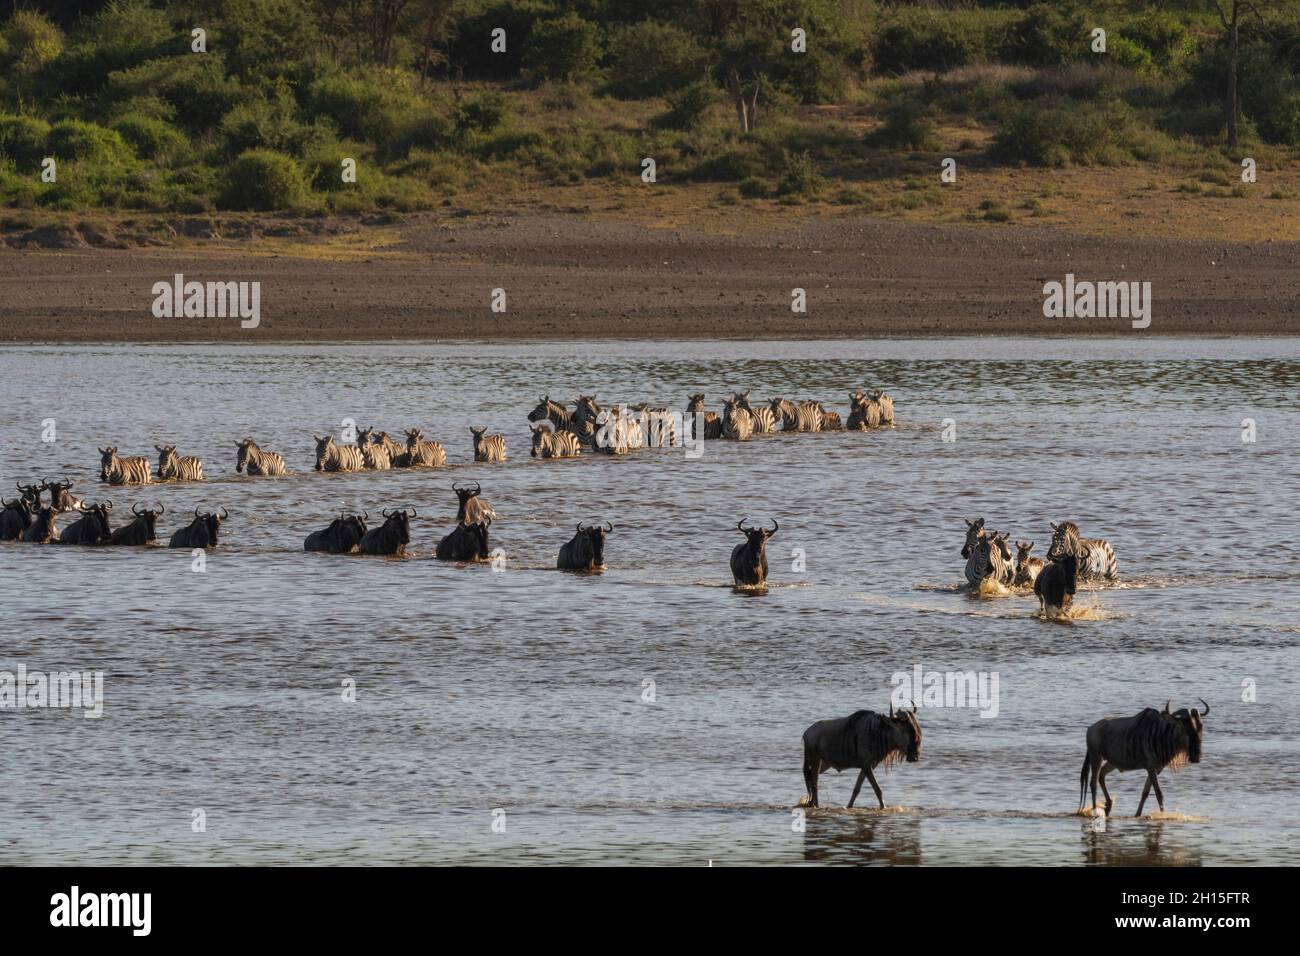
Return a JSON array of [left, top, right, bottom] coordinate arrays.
[[110, 114, 187, 161], [872, 100, 940, 150], [999, 4, 1089, 67], [522, 13, 601, 84], [1107, 37, 1154, 75], [0, 114, 51, 167], [991, 100, 1129, 166], [606, 21, 707, 98], [454, 92, 509, 139], [219, 148, 308, 210], [46, 120, 137, 170], [308, 71, 429, 144], [875, 12, 980, 74], [654, 80, 716, 131], [105, 55, 245, 134], [776, 149, 824, 197]]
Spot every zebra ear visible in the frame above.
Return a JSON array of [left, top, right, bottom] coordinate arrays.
[[1051, 522, 1059, 531]]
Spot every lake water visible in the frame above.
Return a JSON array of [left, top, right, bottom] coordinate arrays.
[[1, 338, 1297, 866]]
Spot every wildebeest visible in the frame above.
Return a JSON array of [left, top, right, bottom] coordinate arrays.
[[156, 444, 205, 481], [356, 427, 392, 470], [453, 482, 496, 525], [731, 517, 778, 586], [721, 395, 754, 441], [1080, 699, 1209, 817], [314, 435, 365, 472], [1047, 520, 1118, 581], [168, 506, 226, 548], [530, 423, 582, 458], [16, 481, 43, 510], [403, 429, 446, 468], [435, 518, 491, 562], [470, 426, 507, 462], [43, 478, 84, 513], [685, 394, 722, 441], [1034, 549, 1086, 615], [22, 506, 59, 543], [108, 502, 162, 546], [99, 446, 152, 485], [236, 437, 288, 476], [801, 701, 922, 809], [359, 508, 414, 556], [1013, 540, 1045, 586], [57, 501, 113, 545], [0, 497, 32, 540], [557, 521, 610, 571], [304, 512, 368, 554]]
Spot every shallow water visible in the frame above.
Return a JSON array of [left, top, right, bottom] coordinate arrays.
[[1, 337, 1297, 865]]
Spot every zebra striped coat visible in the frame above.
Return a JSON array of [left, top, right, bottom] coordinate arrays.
[[236, 439, 287, 476], [1047, 521, 1118, 581], [770, 398, 822, 432], [356, 428, 392, 470], [1014, 541, 1046, 586], [99, 447, 152, 485], [631, 405, 678, 447], [314, 436, 365, 473], [471, 427, 508, 462], [530, 424, 582, 458], [685, 394, 723, 441], [722, 398, 754, 441], [735, 392, 777, 434], [592, 406, 642, 454], [847, 392, 883, 430], [966, 532, 1013, 588], [871, 390, 896, 425], [403, 429, 447, 468], [155, 444, 204, 481]]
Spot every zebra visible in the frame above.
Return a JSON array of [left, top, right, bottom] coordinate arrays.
[[572, 395, 602, 447], [722, 395, 754, 441], [960, 517, 987, 559], [1047, 521, 1118, 581], [592, 405, 642, 455], [769, 397, 822, 432], [155, 444, 204, 481], [314, 434, 365, 472], [630, 404, 678, 448], [527, 397, 586, 443], [470, 426, 507, 462], [735, 391, 777, 434], [235, 438, 287, 476], [869, 389, 896, 425], [530, 423, 582, 458], [372, 430, 410, 467], [1014, 540, 1046, 586], [847, 391, 882, 430], [99, 446, 152, 485], [685, 394, 722, 441], [403, 428, 447, 468], [356, 428, 392, 470], [821, 409, 843, 431], [965, 530, 1013, 589]]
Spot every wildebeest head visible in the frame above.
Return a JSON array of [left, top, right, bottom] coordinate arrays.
[[453, 481, 482, 520], [192, 506, 227, 543], [961, 517, 986, 558], [313, 435, 335, 471], [128, 502, 162, 539], [737, 517, 778, 554], [44, 477, 81, 513], [578, 521, 611, 567], [81, 500, 113, 539], [381, 508, 415, 545], [235, 438, 255, 472], [27, 506, 58, 541], [16, 480, 43, 509], [98, 446, 118, 480], [888, 699, 923, 763], [686, 393, 705, 412], [1166, 698, 1209, 763]]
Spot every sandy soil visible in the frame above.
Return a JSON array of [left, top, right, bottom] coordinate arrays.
[[2, 212, 1298, 340]]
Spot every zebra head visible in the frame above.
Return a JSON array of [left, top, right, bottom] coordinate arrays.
[[356, 426, 376, 447], [989, 531, 1012, 564], [98, 446, 118, 480], [529, 424, 549, 456], [735, 390, 758, 414], [403, 428, 423, 448], [527, 397, 555, 423], [314, 435, 335, 471], [961, 517, 986, 558], [156, 444, 178, 473], [1047, 521, 1081, 561], [235, 438, 255, 473]]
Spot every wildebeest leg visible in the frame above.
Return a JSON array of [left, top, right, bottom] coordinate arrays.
[[803, 753, 819, 808], [1098, 761, 1116, 816], [865, 766, 885, 809], [847, 768, 870, 808], [1150, 772, 1165, 813], [1089, 758, 1102, 814], [1136, 775, 1153, 817]]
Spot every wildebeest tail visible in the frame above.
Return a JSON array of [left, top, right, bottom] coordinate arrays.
[[1079, 750, 1091, 810]]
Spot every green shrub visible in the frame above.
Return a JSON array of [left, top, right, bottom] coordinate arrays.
[[454, 92, 509, 139], [522, 13, 601, 84], [776, 150, 824, 197], [219, 148, 308, 210], [654, 80, 716, 131], [872, 100, 940, 150], [1000, 4, 1089, 67], [110, 114, 187, 160], [308, 71, 428, 143], [738, 176, 768, 198], [875, 12, 980, 74], [105, 55, 245, 134], [0, 114, 51, 167], [46, 120, 137, 170], [991, 100, 1130, 166], [606, 21, 707, 98], [1107, 37, 1154, 75]]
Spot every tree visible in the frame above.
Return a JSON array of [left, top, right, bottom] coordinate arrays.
[[1211, 1, 1280, 147], [2, 10, 64, 108]]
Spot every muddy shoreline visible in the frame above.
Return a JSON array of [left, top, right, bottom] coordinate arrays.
[[2, 213, 1297, 340]]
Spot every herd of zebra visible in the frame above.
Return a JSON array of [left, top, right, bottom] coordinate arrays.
[[961, 517, 1120, 615]]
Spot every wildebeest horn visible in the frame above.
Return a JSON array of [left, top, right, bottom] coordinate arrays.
[[103, 501, 113, 511], [889, 701, 895, 718], [1, 497, 14, 507], [453, 481, 464, 491], [157, 502, 164, 514], [737, 518, 750, 532], [471, 482, 480, 493], [362, 510, 368, 520], [768, 519, 779, 535], [382, 508, 393, 517], [194, 506, 202, 518], [220, 507, 228, 519], [1198, 698, 1209, 716], [1164, 699, 1171, 713], [406, 508, 417, 519], [577, 522, 586, 532], [132, 503, 143, 515], [910, 699, 917, 714], [603, 521, 612, 532]]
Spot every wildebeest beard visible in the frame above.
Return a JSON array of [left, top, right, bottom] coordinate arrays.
[[848, 710, 921, 768], [1132, 708, 1197, 768]]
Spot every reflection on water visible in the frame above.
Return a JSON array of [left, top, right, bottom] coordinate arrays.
[[0, 338, 1297, 865]]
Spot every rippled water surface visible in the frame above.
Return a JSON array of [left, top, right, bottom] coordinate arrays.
[[1, 338, 1297, 865]]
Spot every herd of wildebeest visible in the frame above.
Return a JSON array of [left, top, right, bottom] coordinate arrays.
[[1, 386, 1209, 816]]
